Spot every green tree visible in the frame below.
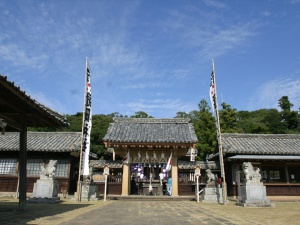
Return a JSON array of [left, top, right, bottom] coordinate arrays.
[[237, 110, 268, 133], [130, 111, 153, 118], [174, 111, 190, 118], [89, 114, 113, 157], [64, 113, 114, 159], [278, 96, 299, 130], [219, 102, 239, 133], [237, 109, 286, 134], [65, 113, 84, 131], [193, 99, 217, 160]]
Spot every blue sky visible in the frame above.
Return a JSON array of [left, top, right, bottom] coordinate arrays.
[[1, 0, 300, 118]]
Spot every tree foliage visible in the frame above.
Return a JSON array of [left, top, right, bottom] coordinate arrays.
[[64, 113, 114, 158], [130, 111, 153, 118], [278, 96, 299, 130], [175, 111, 190, 118], [28, 95, 299, 160], [194, 99, 217, 160], [237, 109, 286, 134], [176, 99, 217, 160], [219, 102, 239, 133]]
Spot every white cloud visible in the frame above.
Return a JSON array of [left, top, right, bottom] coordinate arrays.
[[199, 23, 258, 60], [25, 88, 67, 114], [262, 11, 271, 17], [121, 82, 172, 90], [0, 43, 48, 70], [160, 7, 259, 62], [248, 77, 300, 110], [202, 0, 227, 9]]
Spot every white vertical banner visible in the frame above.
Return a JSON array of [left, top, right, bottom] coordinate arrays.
[[166, 152, 172, 171], [82, 59, 92, 176]]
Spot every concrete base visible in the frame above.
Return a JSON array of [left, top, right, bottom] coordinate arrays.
[[237, 182, 275, 207], [202, 187, 223, 203], [72, 184, 98, 201], [31, 179, 58, 198], [28, 197, 61, 204], [236, 200, 274, 207]]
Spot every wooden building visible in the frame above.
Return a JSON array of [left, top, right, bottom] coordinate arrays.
[[0, 132, 81, 196], [102, 118, 200, 196], [1, 75, 69, 210], [208, 133, 300, 197]]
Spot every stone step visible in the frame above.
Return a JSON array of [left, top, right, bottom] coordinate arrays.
[[107, 195, 199, 201]]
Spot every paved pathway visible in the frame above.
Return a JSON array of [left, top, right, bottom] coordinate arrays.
[[61, 201, 250, 225]]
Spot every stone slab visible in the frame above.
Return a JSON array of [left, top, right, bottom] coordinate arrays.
[[241, 183, 267, 201], [72, 185, 98, 201], [202, 187, 223, 203], [237, 182, 275, 207], [31, 179, 58, 198]]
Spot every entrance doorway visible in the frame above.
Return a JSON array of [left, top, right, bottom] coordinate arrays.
[[130, 163, 169, 195]]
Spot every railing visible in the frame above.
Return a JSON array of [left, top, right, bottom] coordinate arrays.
[[92, 174, 122, 183]]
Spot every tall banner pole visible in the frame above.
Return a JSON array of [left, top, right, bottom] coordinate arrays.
[[210, 59, 227, 204], [77, 58, 90, 202]]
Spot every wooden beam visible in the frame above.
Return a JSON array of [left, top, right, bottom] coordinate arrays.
[[0, 114, 23, 131]]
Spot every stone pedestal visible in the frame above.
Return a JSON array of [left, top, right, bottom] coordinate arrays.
[[202, 187, 223, 203], [73, 183, 98, 201], [28, 179, 60, 203], [237, 182, 274, 207]]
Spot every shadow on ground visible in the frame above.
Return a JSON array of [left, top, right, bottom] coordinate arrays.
[[0, 199, 97, 225]]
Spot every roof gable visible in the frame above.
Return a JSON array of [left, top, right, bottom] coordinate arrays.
[[103, 118, 198, 144]]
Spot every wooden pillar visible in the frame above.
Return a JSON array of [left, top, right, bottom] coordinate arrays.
[[285, 164, 289, 183], [19, 115, 27, 211], [236, 166, 241, 201], [171, 151, 178, 196], [121, 163, 130, 196]]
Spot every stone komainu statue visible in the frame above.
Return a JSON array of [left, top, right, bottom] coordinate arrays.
[[205, 169, 216, 184], [242, 162, 261, 183], [40, 160, 58, 179]]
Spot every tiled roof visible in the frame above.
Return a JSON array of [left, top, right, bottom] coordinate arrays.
[[89, 160, 219, 170], [221, 133, 300, 155], [90, 160, 123, 168], [0, 132, 81, 152], [103, 118, 198, 144], [178, 161, 220, 170], [0, 75, 68, 129]]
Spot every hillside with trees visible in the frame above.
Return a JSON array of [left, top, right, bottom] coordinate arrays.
[[29, 96, 299, 160]]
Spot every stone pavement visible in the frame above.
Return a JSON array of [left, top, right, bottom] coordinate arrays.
[[60, 200, 259, 225]]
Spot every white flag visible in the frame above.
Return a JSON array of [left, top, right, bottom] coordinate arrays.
[[166, 152, 172, 171], [122, 151, 130, 164]]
